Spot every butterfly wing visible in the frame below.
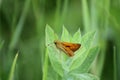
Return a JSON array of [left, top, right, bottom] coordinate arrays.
[[54, 41, 81, 57], [61, 42, 81, 52], [61, 45, 74, 56]]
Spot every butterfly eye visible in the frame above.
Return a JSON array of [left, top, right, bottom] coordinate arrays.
[[54, 42, 57, 44]]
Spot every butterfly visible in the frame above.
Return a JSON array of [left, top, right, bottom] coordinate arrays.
[[54, 40, 81, 57]]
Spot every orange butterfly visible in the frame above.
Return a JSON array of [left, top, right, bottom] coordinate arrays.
[[54, 40, 81, 57]]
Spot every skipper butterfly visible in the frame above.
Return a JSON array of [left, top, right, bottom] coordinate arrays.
[[54, 40, 81, 57]]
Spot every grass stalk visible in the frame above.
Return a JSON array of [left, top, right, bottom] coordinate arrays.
[[9, 0, 31, 50], [8, 53, 19, 80], [113, 46, 117, 80], [42, 48, 49, 80]]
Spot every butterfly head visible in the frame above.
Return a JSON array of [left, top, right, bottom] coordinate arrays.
[[54, 40, 60, 44]]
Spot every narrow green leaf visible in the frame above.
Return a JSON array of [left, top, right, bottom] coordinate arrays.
[[0, 40, 4, 50], [69, 47, 86, 71], [43, 48, 49, 80], [82, 0, 91, 32], [71, 46, 99, 73], [9, 0, 31, 50], [113, 46, 117, 80], [46, 25, 64, 77], [60, 26, 72, 61], [72, 28, 81, 43], [63, 73, 99, 80], [61, 26, 71, 42], [47, 65, 60, 80], [69, 31, 96, 71], [81, 31, 95, 49], [47, 47, 64, 77], [8, 53, 19, 80], [45, 24, 55, 46]]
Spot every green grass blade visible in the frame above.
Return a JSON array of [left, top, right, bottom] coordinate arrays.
[[9, 0, 31, 50], [113, 46, 117, 80], [8, 53, 19, 80], [0, 40, 4, 50], [61, 0, 68, 23], [42, 48, 49, 80], [82, 0, 91, 32]]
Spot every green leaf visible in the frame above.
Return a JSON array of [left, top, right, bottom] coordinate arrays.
[[45, 25, 99, 79], [71, 28, 81, 43], [45, 24, 55, 46], [8, 53, 19, 80], [43, 48, 49, 80], [82, 0, 91, 32], [9, 0, 31, 50], [63, 73, 99, 80], [61, 26, 71, 42], [47, 64, 61, 80], [69, 31, 96, 71], [0, 40, 4, 50], [47, 47, 64, 77], [81, 31, 95, 49], [70, 46, 99, 73], [69, 46, 86, 71], [46, 25, 64, 77], [60, 26, 72, 62]]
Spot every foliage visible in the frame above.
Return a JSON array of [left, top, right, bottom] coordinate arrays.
[[45, 25, 99, 80], [0, 0, 119, 80]]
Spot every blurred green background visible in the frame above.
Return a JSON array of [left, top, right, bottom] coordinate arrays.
[[0, 0, 120, 80]]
